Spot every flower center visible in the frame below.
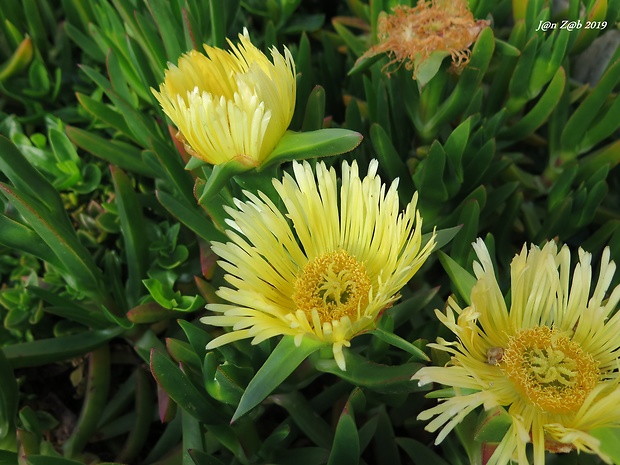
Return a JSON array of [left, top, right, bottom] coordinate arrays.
[[501, 326, 599, 414], [293, 250, 371, 324]]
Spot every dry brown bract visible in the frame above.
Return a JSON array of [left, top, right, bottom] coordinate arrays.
[[363, 0, 489, 79]]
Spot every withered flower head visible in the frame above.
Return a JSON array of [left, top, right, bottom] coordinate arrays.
[[363, 0, 489, 80]]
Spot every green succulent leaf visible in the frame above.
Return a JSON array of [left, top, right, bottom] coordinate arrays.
[[142, 278, 206, 312], [370, 123, 415, 204], [501, 66, 566, 141], [65, 126, 157, 177], [232, 336, 327, 422], [150, 348, 229, 424], [368, 329, 429, 361], [313, 349, 425, 394], [189, 449, 227, 465], [561, 58, 620, 160], [263, 129, 363, 169], [0, 182, 107, 299], [111, 166, 149, 305], [271, 391, 333, 448], [327, 393, 359, 465], [126, 302, 178, 324], [332, 20, 366, 58], [197, 157, 254, 204], [590, 427, 620, 464], [0, 215, 61, 269], [397, 438, 450, 465], [26, 457, 86, 465], [437, 251, 477, 305], [413, 141, 449, 203], [204, 353, 250, 406], [301, 85, 326, 132], [416, 51, 450, 90], [2, 328, 123, 369], [0, 136, 65, 216], [0, 36, 33, 82], [0, 350, 18, 440]]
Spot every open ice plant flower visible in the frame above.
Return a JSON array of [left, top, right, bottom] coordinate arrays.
[[153, 29, 295, 166], [201, 159, 435, 370], [413, 239, 620, 464]]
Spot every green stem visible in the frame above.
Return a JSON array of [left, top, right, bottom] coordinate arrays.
[[63, 344, 111, 459], [116, 369, 153, 463]]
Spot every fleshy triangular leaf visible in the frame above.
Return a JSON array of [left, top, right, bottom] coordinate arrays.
[[232, 336, 327, 422], [198, 157, 255, 204], [437, 250, 477, 305], [262, 129, 363, 169]]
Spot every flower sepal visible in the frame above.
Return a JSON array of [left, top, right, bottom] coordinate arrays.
[[232, 336, 328, 423], [197, 157, 257, 204], [590, 427, 620, 464], [472, 406, 513, 445], [260, 129, 363, 170]]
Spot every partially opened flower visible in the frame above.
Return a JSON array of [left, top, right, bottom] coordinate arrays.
[[153, 30, 296, 166], [414, 239, 620, 464], [201, 160, 435, 370]]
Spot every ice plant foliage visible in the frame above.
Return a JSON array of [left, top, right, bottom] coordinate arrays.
[[413, 240, 620, 464], [363, 0, 489, 79], [153, 30, 296, 166], [201, 160, 435, 370]]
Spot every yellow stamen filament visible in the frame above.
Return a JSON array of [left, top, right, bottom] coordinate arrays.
[[293, 250, 371, 324], [502, 327, 599, 414]]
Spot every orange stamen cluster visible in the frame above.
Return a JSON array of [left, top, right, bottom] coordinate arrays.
[[364, 0, 489, 78]]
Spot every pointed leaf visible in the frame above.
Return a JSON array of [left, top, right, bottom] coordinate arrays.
[[437, 251, 477, 305], [0, 183, 105, 298], [2, 328, 122, 369], [370, 123, 415, 204], [232, 336, 327, 422], [313, 349, 425, 394], [0, 215, 61, 268], [396, 438, 450, 465], [177, 320, 213, 360], [501, 67, 566, 141], [150, 348, 228, 424], [75, 93, 136, 142], [427, 225, 461, 252], [561, 58, 620, 159], [301, 86, 326, 132], [0, 136, 64, 215], [368, 329, 429, 361], [263, 129, 363, 169], [111, 166, 148, 305], [327, 397, 359, 465], [271, 391, 333, 448], [66, 126, 156, 177], [197, 158, 251, 203]]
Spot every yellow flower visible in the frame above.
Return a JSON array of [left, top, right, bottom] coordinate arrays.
[[413, 239, 620, 464], [201, 159, 435, 370], [152, 30, 296, 166], [362, 0, 488, 79]]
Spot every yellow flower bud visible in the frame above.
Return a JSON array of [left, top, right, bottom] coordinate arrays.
[[153, 30, 296, 166]]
